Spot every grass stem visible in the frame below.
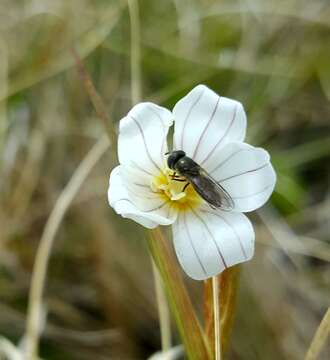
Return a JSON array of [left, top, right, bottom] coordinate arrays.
[[305, 307, 330, 360], [127, 0, 142, 105], [24, 136, 109, 359]]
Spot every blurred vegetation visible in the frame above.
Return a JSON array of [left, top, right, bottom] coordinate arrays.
[[0, 0, 329, 359]]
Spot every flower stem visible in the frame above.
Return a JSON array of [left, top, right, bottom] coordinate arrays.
[[148, 228, 211, 359], [151, 259, 172, 351], [126, 0, 174, 353], [71, 47, 117, 151], [212, 276, 221, 360]]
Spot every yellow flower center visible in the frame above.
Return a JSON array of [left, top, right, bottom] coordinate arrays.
[[151, 168, 202, 212]]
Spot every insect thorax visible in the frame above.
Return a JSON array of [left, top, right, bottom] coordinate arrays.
[[175, 157, 200, 175]]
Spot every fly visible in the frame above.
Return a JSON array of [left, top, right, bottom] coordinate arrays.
[[166, 150, 234, 210]]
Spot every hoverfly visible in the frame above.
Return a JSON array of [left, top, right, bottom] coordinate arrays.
[[166, 150, 234, 210]]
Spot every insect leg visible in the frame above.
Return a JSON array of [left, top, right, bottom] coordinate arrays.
[[170, 172, 185, 180], [182, 183, 190, 191]]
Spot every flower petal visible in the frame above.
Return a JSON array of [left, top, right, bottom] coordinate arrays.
[[118, 102, 173, 175], [172, 208, 254, 280], [208, 142, 276, 212], [108, 166, 177, 228], [172, 84, 246, 164]]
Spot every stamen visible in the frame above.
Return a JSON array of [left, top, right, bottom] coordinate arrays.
[[150, 168, 201, 211], [170, 191, 186, 201], [150, 180, 161, 192]]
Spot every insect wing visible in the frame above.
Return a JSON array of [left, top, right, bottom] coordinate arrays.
[[186, 168, 234, 210]]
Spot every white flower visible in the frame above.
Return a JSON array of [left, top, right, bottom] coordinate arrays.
[[108, 85, 276, 280]]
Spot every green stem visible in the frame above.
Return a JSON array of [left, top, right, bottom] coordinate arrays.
[[148, 228, 211, 360], [151, 259, 172, 351]]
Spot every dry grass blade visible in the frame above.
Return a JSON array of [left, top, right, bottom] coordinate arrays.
[[5, 1, 125, 100], [0, 38, 8, 156], [127, 0, 142, 105], [24, 135, 110, 359], [71, 47, 117, 150], [0, 336, 23, 360], [305, 307, 330, 360]]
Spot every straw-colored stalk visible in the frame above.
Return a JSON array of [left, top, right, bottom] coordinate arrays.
[[212, 276, 221, 360], [204, 266, 240, 357], [24, 135, 110, 359], [305, 307, 330, 360]]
